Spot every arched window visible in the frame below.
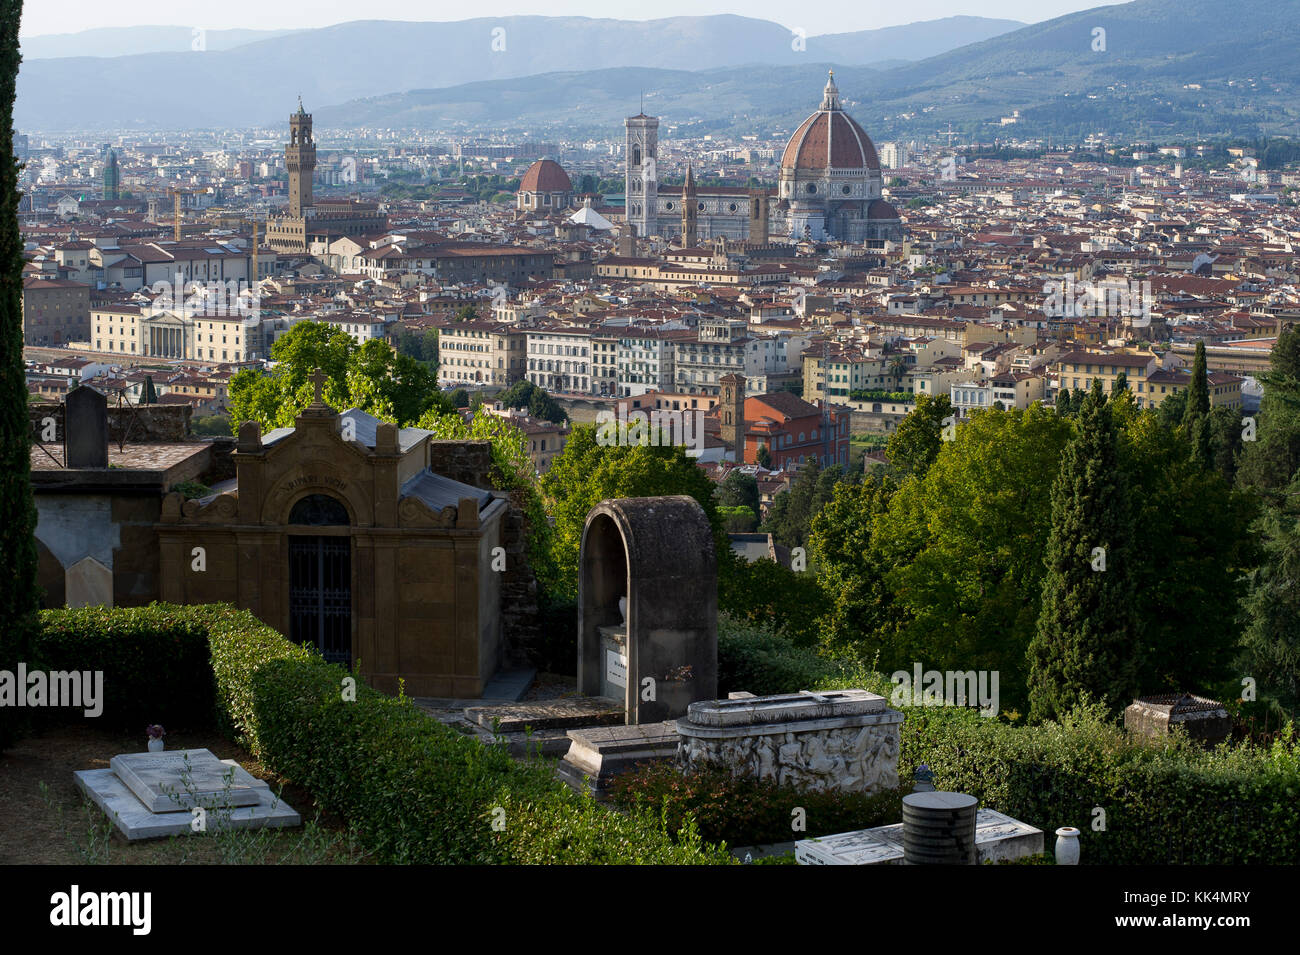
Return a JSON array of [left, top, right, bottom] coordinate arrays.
[[289, 494, 349, 526]]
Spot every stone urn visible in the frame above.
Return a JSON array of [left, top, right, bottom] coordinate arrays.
[[1055, 826, 1080, 865]]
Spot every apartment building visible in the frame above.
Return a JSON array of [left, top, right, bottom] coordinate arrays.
[[437, 320, 527, 389]]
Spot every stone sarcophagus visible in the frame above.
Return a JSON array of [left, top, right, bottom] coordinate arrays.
[[675, 690, 902, 794]]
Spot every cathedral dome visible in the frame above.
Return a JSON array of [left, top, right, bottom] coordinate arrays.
[[780, 72, 880, 173], [519, 159, 572, 194]]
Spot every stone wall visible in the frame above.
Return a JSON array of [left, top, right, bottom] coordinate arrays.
[[427, 440, 492, 487], [30, 403, 193, 443], [498, 489, 542, 668], [676, 691, 903, 794]]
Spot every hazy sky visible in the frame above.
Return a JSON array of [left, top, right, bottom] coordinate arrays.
[[19, 1, 1128, 38]]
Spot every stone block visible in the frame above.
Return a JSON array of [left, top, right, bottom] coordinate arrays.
[[74, 761, 300, 841], [110, 749, 263, 813], [676, 690, 902, 794], [795, 809, 1044, 865]]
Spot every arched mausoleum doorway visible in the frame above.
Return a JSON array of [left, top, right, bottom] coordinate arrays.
[[287, 493, 352, 666]]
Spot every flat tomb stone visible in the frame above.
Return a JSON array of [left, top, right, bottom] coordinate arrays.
[[684, 689, 886, 727], [795, 808, 1044, 865], [463, 696, 623, 733], [75, 761, 301, 841], [110, 748, 262, 813], [558, 721, 679, 792]]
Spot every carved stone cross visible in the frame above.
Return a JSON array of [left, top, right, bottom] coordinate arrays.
[[309, 367, 328, 405]]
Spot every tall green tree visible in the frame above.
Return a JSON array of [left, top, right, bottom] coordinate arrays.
[[1028, 381, 1142, 720], [1237, 326, 1300, 713], [228, 320, 450, 429], [1182, 339, 1213, 468], [0, 0, 36, 751], [717, 469, 760, 515], [540, 425, 725, 600], [886, 393, 953, 479]]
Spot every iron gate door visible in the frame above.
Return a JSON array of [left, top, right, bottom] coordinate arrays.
[[288, 535, 352, 666]]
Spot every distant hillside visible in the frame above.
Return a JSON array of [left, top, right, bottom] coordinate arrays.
[[19, 26, 302, 59], [317, 0, 1300, 141], [13, 15, 1021, 130]]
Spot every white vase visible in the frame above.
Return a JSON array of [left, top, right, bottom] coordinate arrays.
[[147, 738, 164, 753], [618, 596, 627, 624], [1055, 826, 1080, 865]]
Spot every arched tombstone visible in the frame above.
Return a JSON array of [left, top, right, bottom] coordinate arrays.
[[578, 496, 717, 724]]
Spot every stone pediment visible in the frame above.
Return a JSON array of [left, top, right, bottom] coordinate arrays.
[[397, 496, 458, 528]]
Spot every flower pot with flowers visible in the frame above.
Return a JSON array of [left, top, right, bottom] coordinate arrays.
[[146, 725, 166, 753]]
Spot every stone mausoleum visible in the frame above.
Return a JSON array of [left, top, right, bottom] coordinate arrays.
[[156, 379, 509, 697]]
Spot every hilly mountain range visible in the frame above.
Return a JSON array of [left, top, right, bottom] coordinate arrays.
[[319, 0, 1300, 142], [14, 15, 1020, 130], [15, 3, 1300, 141]]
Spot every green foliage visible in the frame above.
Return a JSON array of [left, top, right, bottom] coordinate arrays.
[[885, 393, 953, 479], [716, 469, 760, 514], [1238, 327, 1300, 714], [393, 325, 439, 372], [611, 762, 906, 847], [755, 443, 772, 469], [33, 606, 221, 731], [717, 504, 757, 532], [902, 704, 1300, 865], [761, 458, 852, 549], [718, 556, 829, 647], [418, 405, 558, 594], [808, 476, 900, 656], [36, 604, 731, 864], [496, 379, 568, 424], [190, 414, 231, 437], [1028, 382, 1141, 720], [0, 1, 38, 752], [540, 425, 725, 601], [171, 480, 214, 500], [717, 614, 862, 696], [848, 389, 913, 403], [228, 321, 452, 429], [449, 388, 470, 408]]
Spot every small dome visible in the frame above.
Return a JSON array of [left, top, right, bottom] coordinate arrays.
[[519, 159, 572, 194]]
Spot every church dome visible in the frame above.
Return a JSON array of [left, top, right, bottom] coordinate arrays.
[[780, 72, 880, 172], [519, 159, 572, 193]]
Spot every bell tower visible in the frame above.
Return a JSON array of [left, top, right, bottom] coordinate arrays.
[[719, 373, 745, 459], [625, 111, 659, 240], [286, 97, 316, 218], [681, 164, 698, 248]]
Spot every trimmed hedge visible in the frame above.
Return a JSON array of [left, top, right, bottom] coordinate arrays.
[[36, 603, 732, 865], [718, 615, 891, 697], [901, 704, 1300, 865], [34, 606, 217, 730]]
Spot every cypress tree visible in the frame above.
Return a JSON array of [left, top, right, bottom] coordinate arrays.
[[1182, 339, 1212, 467], [0, 0, 38, 751], [1027, 379, 1141, 720]]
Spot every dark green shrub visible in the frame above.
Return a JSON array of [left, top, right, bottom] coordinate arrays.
[[901, 703, 1300, 865], [34, 605, 217, 730], [611, 761, 905, 847]]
